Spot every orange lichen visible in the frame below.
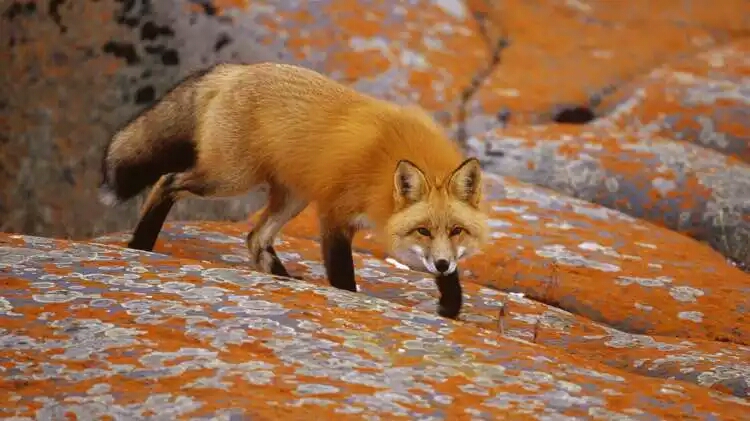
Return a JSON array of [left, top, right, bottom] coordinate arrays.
[[3, 0, 750, 416], [470, 0, 750, 115]]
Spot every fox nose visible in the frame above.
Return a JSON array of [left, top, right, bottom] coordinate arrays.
[[434, 259, 450, 274]]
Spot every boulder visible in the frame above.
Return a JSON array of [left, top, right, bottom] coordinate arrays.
[[2, 1, 750, 416], [93, 175, 750, 399], [2, 232, 750, 418]]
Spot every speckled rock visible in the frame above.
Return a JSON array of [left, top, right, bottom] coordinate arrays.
[[461, 26, 750, 268], [1, 0, 748, 274], [2, 0, 277, 238], [596, 38, 750, 163], [468, 122, 750, 269], [235, 0, 488, 116], [90, 174, 750, 398], [3, 234, 750, 419], [464, 0, 750, 127]]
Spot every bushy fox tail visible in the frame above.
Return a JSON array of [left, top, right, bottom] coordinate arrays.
[[98, 72, 207, 206]]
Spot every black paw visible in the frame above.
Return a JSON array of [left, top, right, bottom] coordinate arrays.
[[127, 238, 154, 252], [438, 304, 460, 320]]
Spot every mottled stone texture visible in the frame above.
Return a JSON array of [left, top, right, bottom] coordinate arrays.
[[2, 1, 750, 416], [2, 223, 750, 418], [2, 0, 750, 269]]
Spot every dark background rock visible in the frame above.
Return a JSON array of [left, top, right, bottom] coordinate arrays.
[[1, 0, 281, 239]]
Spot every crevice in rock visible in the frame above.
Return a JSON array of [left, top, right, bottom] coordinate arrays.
[[454, 9, 509, 153], [551, 106, 596, 124], [214, 33, 232, 52]]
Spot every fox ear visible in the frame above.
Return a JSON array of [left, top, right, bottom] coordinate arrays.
[[394, 160, 427, 205], [448, 157, 482, 207]]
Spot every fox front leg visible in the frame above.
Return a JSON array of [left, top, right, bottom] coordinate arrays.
[[435, 270, 462, 319], [319, 222, 358, 293]]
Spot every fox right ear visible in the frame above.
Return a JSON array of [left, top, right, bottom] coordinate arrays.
[[394, 160, 427, 205], [448, 157, 482, 207]]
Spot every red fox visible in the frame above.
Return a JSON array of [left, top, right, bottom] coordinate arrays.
[[99, 62, 489, 319]]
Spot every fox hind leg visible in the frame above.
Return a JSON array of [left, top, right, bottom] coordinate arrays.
[[246, 183, 307, 279], [128, 175, 176, 251], [128, 170, 218, 251]]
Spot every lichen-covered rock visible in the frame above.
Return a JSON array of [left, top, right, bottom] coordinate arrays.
[[464, 0, 750, 127], [92, 174, 750, 398], [1, 0, 274, 237], [3, 0, 750, 416], [272, 175, 750, 343], [234, 0, 488, 115], [462, 30, 750, 268], [3, 233, 750, 419], [469, 123, 750, 269], [596, 38, 750, 163]]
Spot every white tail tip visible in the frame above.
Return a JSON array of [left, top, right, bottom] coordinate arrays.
[[98, 186, 119, 207]]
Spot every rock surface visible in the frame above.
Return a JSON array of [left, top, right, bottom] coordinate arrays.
[[2, 0, 750, 417], [2, 226, 750, 419], [91, 175, 750, 398]]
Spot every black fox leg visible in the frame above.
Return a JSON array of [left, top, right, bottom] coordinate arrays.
[[246, 183, 307, 278], [320, 223, 358, 293], [128, 174, 177, 251], [128, 170, 216, 252], [435, 270, 462, 319]]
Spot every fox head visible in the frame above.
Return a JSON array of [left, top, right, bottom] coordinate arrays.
[[385, 157, 489, 276]]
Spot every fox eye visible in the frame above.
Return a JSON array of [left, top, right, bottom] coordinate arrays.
[[449, 226, 465, 237], [416, 227, 432, 237]]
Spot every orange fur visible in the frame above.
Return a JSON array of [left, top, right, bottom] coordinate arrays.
[[100, 62, 489, 318]]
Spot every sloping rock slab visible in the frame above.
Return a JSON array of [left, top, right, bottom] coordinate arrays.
[[94, 215, 750, 398], [596, 38, 750, 163], [464, 0, 750, 127], [470, 122, 750, 270], [266, 175, 749, 345], [5, 234, 750, 418], [225, 0, 488, 115]]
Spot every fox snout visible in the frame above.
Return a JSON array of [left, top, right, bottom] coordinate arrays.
[[423, 254, 456, 276], [410, 242, 460, 276], [434, 258, 452, 274]]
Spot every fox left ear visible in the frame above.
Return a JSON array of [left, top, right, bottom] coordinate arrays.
[[448, 157, 482, 207]]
